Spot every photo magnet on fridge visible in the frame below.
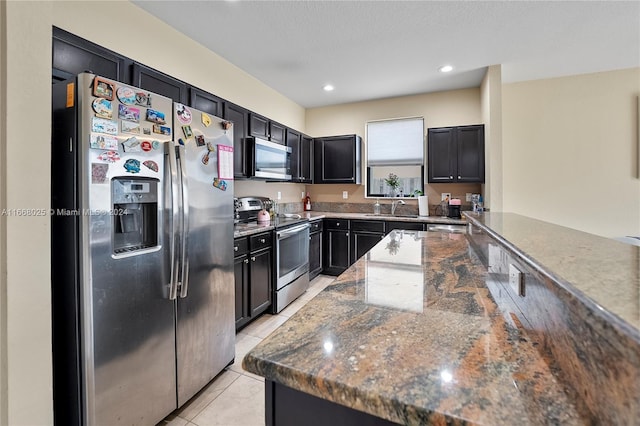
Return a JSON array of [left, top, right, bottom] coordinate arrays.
[[153, 124, 171, 135], [176, 104, 192, 125], [121, 120, 141, 134], [118, 105, 140, 122], [146, 109, 166, 124], [182, 125, 193, 138], [91, 163, 109, 184], [135, 92, 152, 107], [195, 135, 206, 147], [96, 150, 120, 163], [91, 117, 118, 135], [116, 86, 136, 105], [90, 134, 119, 150], [92, 98, 112, 119], [92, 77, 114, 100]]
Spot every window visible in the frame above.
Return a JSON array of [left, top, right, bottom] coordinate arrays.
[[366, 117, 424, 198]]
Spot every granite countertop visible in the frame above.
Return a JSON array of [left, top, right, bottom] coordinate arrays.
[[464, 212, 640, 337], [234, 211, 466, 238], [243, 229, 583, 425]]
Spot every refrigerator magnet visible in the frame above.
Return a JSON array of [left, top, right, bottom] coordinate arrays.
[[118, 105, 140, 122], [123, 159, 141, 173], [151, 140, 161, 150], [116, 86, 136, 105], [182, 125, 193, 138], [91, 117, 118, 135], [91, 163, 109, 184], [90, 134, 119, 150], [201, 113, 212, 127], [212, 178, 227, 191], [121, 120, 141, 134], [195, 135, 206, 147], [140, 141, 153, 152], [121, 137, 142, 153], [146, 109, 166, 124], [153, 124, 171, 136], [206, 142, 215, 152], [91, 98, 112, 119], [96, 150, 120, 163], [201, 152, 210, 165], [176, 104, 192, 125], [143, 128, 151, 135], [135, 92, 152, 107], [142, 160, 158, 172], [92, 77, 114, 100]]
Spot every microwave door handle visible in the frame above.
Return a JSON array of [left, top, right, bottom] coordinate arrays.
[[178, 145, 190, 298], [168, 142, 180, 300]]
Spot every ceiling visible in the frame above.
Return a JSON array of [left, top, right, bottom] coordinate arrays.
[[132, 1, 640, 109]]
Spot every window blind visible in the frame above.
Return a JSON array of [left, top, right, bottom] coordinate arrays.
[[367, 117, 424, 166]]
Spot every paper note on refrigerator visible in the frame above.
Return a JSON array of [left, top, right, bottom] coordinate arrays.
[[217, 144, 234, 180]]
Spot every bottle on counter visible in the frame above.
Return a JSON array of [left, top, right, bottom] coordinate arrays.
[[304, 192, 312, 211], [373, 198, 381, 215]]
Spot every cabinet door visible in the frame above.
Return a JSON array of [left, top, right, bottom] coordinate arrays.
[[287, 129, 302, 181], [427, 127, 455, 183], [132, 63, 187, 104], [351, 232, 385, 264], [324, 229, 350, 275], [300, 136, 313, 183], [52, 27, 131, 84], [189, 87, 223, 117], [249, 113, 269, 139], [223, 102, 249, 178], [269, 122, 287, 145], [234, 255, 250, 330], [315, 136, 360, 183], [249, 249, 272, 317], [456, 125, 485, 183], [309, 231, 323, 280]]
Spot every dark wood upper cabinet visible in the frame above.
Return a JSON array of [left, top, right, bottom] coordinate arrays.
[[427, 125, 484, 183], [189, 87, 224, 117], [131, 63, 187, 104], [52, 27, 131, 84], [314, 135, 362, 184], [300, 135, 313, 183], [223, 102, 250, 178], [287, 129, 312, 183], [249, 113, 286, 144]]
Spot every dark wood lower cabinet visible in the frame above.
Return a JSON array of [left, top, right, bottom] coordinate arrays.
[[266, 380, 397, 426], [234, 254, 250, 329], [309, 230, 323, 280], [323, 228, 350, 276], [351, 232, 385, 263], [249, 248, 272, 317]]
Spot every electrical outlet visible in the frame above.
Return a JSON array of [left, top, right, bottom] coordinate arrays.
[[277, 191, 282, 200], [466, 193, 472, 202], [301, 191, 305, 199], [441, 192, 451, 201], [343, 191, 348, 199]]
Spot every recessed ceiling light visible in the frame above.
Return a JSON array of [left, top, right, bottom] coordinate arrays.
[[438, 65, 454, 73], [323, 84, 335, 92]]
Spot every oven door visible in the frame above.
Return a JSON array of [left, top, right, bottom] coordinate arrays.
[[276, 223, 310, 289]]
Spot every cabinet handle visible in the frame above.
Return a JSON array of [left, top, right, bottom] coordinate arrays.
[[345, 232, 349, 237], [251, 256, 256, 262], [458, 175, 461, 179], [234, 246, 238, 252], [336, 222, 340, 226], [309, 236, 312, 241], [450, 175, 453, 179], [260, 238, 266, 243], [244, 259, 249, 264]]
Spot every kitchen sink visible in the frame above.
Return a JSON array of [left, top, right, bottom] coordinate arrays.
[[364, 214, 419, 218]]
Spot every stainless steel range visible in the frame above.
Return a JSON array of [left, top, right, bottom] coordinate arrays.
[[235, 197, 310, 313]]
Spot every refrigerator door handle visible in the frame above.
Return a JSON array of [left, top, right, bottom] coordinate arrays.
[[178, 145, 190, 298], [168, 142, 180, 300]]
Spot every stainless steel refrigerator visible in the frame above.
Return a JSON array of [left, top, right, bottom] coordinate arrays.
[[51, 73, 235, 425]]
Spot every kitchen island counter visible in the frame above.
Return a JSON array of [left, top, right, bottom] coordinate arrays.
[[243, 227, 585, 425]]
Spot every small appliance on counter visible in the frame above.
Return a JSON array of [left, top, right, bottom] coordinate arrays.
[[448, 198, 462, 219]]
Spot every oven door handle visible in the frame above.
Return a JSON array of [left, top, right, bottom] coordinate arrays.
[[277, 223, 310, 239]]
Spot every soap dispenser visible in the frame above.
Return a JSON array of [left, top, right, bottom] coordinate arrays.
[[373, 199, 381, 215]]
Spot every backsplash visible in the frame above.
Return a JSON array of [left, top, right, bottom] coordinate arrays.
[[278, 201, 472, 217]]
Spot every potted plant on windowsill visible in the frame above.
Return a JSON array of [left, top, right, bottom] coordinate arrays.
[[384, 173, 401, 197]]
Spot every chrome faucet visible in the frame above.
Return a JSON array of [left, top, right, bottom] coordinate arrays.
[[391, 199, 405, 215]]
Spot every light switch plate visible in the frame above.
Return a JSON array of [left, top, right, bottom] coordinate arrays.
[[466, 193, 472, 202], [509, 264, 525, 297], [343, 191, 348, 199], [277, 191, 282, 200]]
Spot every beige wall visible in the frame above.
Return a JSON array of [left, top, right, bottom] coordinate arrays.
[[481, 65, 503, 211], [502, 68, 640, 238], [305, 89, 483, 208]]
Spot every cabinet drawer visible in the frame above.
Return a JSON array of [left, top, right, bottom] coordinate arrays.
[[310, 220, 323, 233], [324, 219, 350, 230], [385, 222, 425, 233], [351, 220, 384, 233], [250, 232, 272, 251], [234, 237, 248, 256]]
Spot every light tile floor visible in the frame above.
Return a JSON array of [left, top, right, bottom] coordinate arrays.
[[159, 275, 335, 426]]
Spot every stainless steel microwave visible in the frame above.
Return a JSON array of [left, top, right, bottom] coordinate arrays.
[[247, 137, 292, 180]]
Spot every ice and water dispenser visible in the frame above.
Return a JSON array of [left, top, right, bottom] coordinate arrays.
[[111, 177, 159, 254]]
